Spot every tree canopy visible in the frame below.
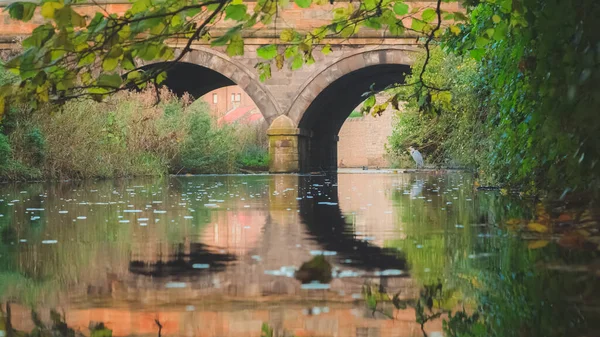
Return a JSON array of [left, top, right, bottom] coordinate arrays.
[[0, 0, 467, 115]]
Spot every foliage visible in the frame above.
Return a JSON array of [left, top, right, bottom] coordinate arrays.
[[174, 102, 240, 174], [387, 47, 491, 170], [0, 84, 268, 180], [445, 0, 600, 195], [0, 0, 467, 114], [237, 144, 269, 171]]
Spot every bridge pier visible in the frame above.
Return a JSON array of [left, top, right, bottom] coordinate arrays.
[[267, 116, 310, 173]]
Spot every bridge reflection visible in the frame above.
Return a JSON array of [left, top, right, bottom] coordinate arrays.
[[5, 174, 440, 337]]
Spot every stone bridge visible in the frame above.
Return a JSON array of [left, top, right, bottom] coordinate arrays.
[[0, 0, 461, 172]]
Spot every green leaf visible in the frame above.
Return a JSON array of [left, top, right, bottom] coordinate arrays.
[[294, 0, 311, 8], [6, 2, 37, 22], [78, 52, 96, 66], [492, 14, 501, 24], [40, 1, 64, 19], [126, 70, 142, 81], [449, 24, 461, 35], [22, 25, 54, 48], [226, 34, 244, 56], [136, 44, 159, 60], [362, 95, 376, 113], [102, 57, 119, 71], [257, 44, 277, 60], [469, 48, 485, 61], [156, 71, 167, 84], [389, 21, 405, 36], [453, 11, 468, 21], [475, 36, 490, 48], [225, 4, 247, 21], [493, 21, 508, 41], [421, 8, 436, 23], [285, 45, 298, 58], [212, 24, 242, 46], [364, 17, 382, 29], [130, 0, 151, 15], [291, 56, 303, 70], [393, 3, 409, 15], [411, 19, 425, 32], [280, 28, 296, 42], [97, 73, 122, 88], [321, 44, 332, 55]]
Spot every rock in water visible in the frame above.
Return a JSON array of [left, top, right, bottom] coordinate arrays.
[[295, 255, 332, 284]]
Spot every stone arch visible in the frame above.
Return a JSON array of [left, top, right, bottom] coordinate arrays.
[[282, 47, 416, 172], [286, 47, 416, 126], [143, 47, 282, 123]]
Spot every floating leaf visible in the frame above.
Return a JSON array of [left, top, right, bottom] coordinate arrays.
[[528, 240, 549, 249], [527, 222, 549, 233]]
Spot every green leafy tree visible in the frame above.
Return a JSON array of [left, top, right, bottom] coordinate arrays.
[[0, 0, 466, 117]]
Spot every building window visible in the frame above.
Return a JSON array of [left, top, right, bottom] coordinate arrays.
[[212, 93, 218, 104], [235, 93, 241, 102], [231, 93, 236, 102]]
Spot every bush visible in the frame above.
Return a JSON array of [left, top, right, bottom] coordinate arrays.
[[388, 47, 486, 170], [238, 145, 270, 171], [173, 101, 240, 174], [0, 77, 270, 180]]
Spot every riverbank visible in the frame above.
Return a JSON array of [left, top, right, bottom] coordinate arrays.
[[0, 87, 269, 182]]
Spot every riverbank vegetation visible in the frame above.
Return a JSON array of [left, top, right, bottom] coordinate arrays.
[[0, 72, 269, 181], [386, 0, 600, 198]]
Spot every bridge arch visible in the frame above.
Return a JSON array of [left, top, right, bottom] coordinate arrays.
[[143, 48, 283, 123], [270, 48, 415, 172]]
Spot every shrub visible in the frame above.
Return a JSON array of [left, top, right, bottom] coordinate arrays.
[[238, 144, 269, 171], [173, 101, 240, 174]]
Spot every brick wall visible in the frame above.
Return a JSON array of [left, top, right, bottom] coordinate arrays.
[[337, 96, 395, 168]]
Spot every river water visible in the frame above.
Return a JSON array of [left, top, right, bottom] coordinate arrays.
[[0, 172, 598, 337]]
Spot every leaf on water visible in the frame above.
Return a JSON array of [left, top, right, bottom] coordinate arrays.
[[557, 213, 573, 222], [527, 222, 549, 233], [528, 240, 549, 249]]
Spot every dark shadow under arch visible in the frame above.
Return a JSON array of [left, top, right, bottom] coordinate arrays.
[[297, 64, 411, 172], [143, 62, 236, 98]]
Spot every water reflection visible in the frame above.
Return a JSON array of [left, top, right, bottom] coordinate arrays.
[[0, 173, 598, 337]]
